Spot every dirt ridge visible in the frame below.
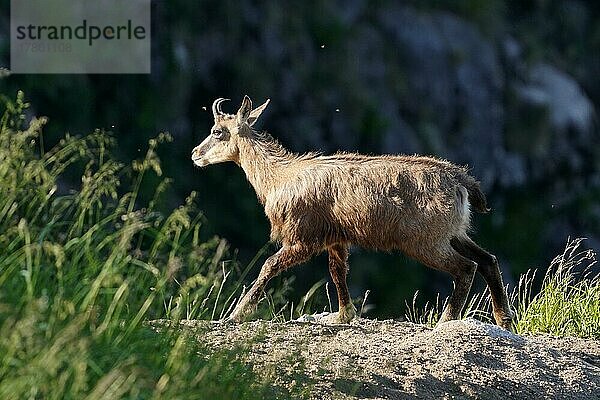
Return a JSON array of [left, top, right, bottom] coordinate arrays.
[[156, 318, 600, 399]]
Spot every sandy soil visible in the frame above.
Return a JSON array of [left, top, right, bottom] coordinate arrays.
[[152, 317, 600, 399]]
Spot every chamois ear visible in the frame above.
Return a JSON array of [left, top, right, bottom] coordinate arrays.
[[247, 99, 270, 127], [236, 95, 253, 125]]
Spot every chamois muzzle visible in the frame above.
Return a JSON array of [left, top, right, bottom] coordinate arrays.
[[191, 145, 207, 167]]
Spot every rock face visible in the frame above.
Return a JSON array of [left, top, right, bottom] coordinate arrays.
[[169, 318, 600, 399]]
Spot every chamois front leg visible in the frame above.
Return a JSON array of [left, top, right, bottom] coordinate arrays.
[[228, 243, 317, 322], [319, 243, 356, 324]]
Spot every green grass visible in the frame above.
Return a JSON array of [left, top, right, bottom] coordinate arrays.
[[0, 91, 286, 399], [515, 238, 599, 338], [406, 238, 600, 339]]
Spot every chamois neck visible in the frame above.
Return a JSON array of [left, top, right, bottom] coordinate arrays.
[[237, 129, 293, 204]]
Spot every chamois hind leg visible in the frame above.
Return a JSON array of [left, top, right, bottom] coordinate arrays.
[[320, 243, 356, 324], [450, 237, 515, 331], [228, 243, 317, 322], [419, 247, 477, 325]]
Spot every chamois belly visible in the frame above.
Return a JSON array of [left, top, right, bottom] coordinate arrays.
[[332, 199, 462, 251], [269, 191, 468, 251], [266, 167, 470, 250], [337, 170, 471, 249]]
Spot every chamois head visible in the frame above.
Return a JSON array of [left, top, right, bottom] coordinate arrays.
[[191, 95, 270, 167]]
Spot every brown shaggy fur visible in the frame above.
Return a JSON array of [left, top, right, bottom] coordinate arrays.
[[192, 96, 514, 330]]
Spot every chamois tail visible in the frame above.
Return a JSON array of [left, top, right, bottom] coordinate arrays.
[[458, 173, 490, 214]]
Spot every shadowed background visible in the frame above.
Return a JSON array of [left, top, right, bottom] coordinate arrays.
[[1, 0, 598, 317]]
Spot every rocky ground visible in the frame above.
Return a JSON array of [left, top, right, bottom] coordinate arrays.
[[152, 318, 600, 399]]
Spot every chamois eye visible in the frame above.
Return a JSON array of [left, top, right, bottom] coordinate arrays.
[[212, 129, 223, 138]]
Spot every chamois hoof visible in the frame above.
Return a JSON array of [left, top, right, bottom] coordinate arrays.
[[493, 309, 516, 332], [435, 319, 453, 329], [227, 306, 253, 323], [318, 312, 350, 325], [305, 304, 357, 325], [224, 314, 242, 323], [435, 311, 457, 328], [496, 317, 516, 332], [339, 303, 358, 323]]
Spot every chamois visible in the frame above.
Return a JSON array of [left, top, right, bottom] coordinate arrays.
[[192, 96, 514, 330]]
